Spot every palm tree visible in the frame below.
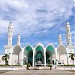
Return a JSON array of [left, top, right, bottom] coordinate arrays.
[[2, 54, 10, 65], [69, 53, 75, 65]]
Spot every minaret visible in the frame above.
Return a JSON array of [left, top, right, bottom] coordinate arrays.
[[17, 34, 21, 46], [66, 22, 72, 46], [58, 34, 62, 45], [8, 22, 13, 46]]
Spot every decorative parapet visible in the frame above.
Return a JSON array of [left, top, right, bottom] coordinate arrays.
[[4, 45, 13, 49]]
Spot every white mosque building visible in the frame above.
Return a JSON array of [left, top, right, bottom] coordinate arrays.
[[0, 22, 75, 66]]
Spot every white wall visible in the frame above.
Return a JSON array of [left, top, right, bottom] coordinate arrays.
[[60, 54, 67, 65], [11, 54, 18, 65]]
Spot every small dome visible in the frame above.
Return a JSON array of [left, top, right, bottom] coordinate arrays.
[[59, 34, 62, 38], [8, 22, 13, 28], [9, 22, 13, 26], [66, 22, 70, 28], [18, 34, 20, 37], [18, 34, 20, 38]]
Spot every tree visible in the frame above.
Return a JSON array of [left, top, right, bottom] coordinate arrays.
[[69, 53, 75, 65], [2, 54, 10, 65]]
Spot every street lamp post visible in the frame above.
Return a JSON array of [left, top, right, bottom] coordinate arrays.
[[49, 57, 51, 64]]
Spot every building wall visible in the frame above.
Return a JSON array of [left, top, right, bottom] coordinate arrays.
[[60, 54, 67, 65], [3, 22, 75, 66], [11, 54, 18, 65], [3, 44, 75, 66]]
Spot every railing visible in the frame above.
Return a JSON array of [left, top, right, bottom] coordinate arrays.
[[57, 66, 75, 70], [35, 64, 45, 66]]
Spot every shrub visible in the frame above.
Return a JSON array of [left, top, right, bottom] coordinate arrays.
[[48, 64, 52, 70], [27, 63, 31, 70]]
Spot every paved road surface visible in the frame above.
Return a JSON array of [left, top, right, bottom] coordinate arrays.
[[1, 69, 75, 75], [0, 70, 11, 74]]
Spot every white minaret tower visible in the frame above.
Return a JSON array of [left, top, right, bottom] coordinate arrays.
[[8, 22, 13, 46], [58, 34, 62, 45], [17, 34, 21, 46], [66, 22, 72, 46]]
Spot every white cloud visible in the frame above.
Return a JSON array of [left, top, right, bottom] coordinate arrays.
[[71, 31, 75, 45], [43, 41, 58, 46], [0, 19, 9, 34], [71, 31, 75, 35], [0, 0, 29, 9], [0, 0, 74, 37]]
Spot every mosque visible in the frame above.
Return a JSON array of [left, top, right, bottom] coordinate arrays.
[[2, 22, 75, 66]]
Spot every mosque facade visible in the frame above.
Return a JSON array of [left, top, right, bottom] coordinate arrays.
[[3, 22, 75, 66]]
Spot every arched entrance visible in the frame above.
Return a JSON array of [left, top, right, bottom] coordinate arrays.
[[24, 45, 33, 66], [46, 45, 55, 65], [35, 45, 44, 66], [57, 45, 67, 65], [13, 45, 22, 65]]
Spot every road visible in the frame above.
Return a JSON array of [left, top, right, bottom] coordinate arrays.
[[1, 69, 75, 75]]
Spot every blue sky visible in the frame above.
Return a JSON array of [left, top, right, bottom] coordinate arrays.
[[0, 0, 75, 54]]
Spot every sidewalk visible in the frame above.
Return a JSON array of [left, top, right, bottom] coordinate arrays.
[[1, 69, 75, 75]]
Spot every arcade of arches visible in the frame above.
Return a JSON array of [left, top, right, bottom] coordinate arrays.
[[13, 44, 69, 66]]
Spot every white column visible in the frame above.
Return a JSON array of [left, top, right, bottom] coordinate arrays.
[[8, 36, 12, 46], [18, 54, 19, 64], [9, 48, 13, 65], [44, 48, 46, 66], [55, 48, 58, 65], [21, 48, 24, 66], [74, 57, 75, 65], [58, 34, 62, 45], [8, 22, 13, 46], [17, 34, 21, 46], [66, 48, 69, 65], [33, 48, 35, 67], [66, 22, 72, 46]]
